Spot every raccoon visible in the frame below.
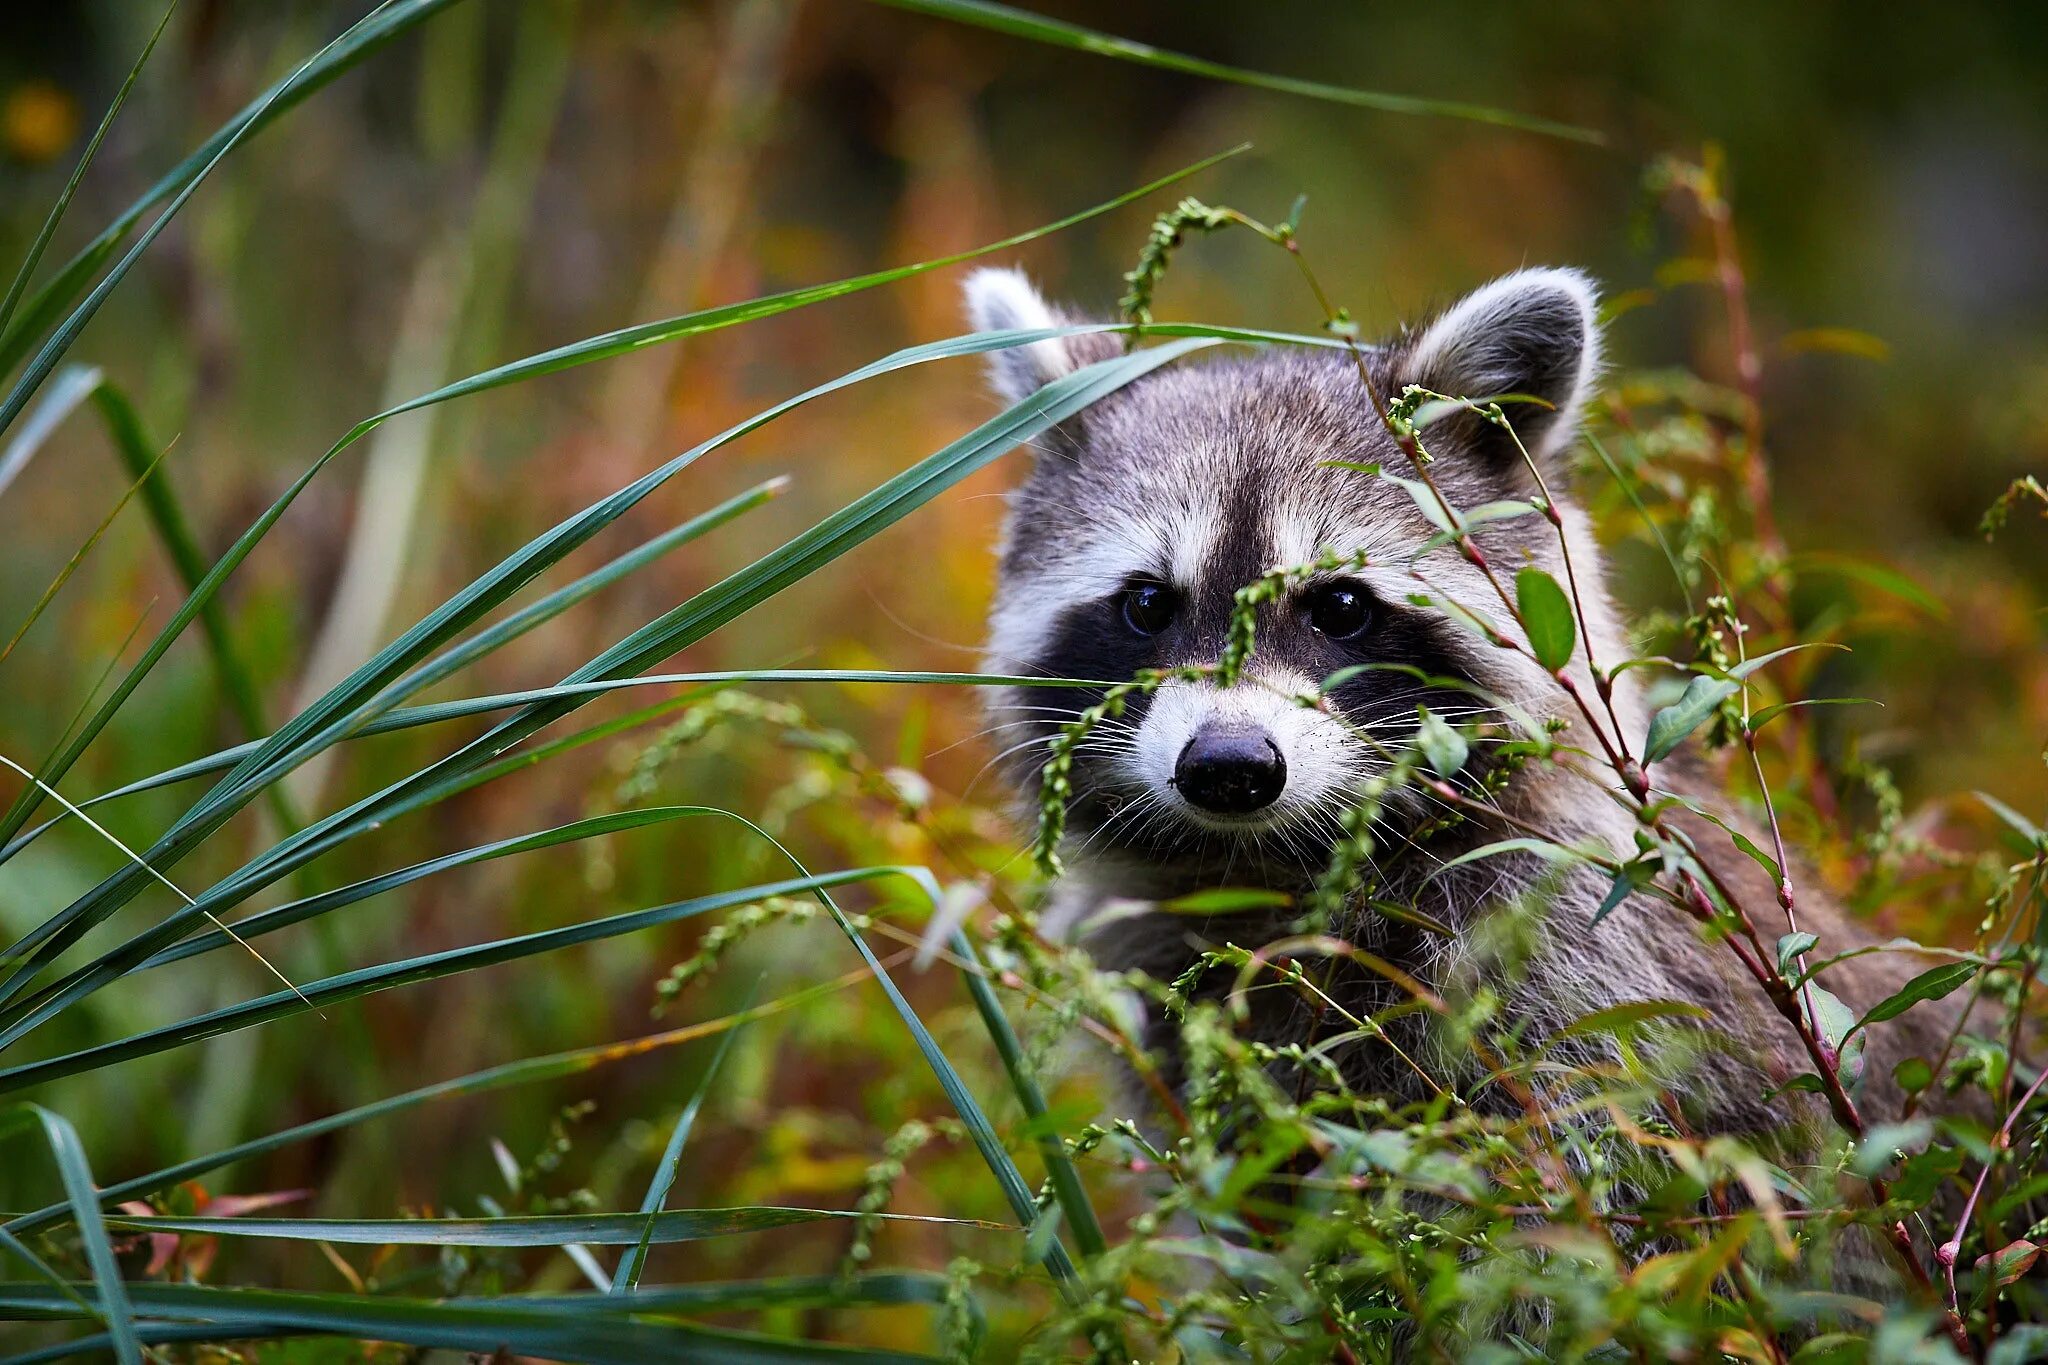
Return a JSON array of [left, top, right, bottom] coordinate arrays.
[[961, 264, 1959, 1148]]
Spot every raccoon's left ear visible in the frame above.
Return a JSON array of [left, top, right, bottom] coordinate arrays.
[[1394, 267, 1602, 472], [961, 266, 1119, 408]]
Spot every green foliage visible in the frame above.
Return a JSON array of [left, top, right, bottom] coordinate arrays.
[[0, 7, 2040, 1364], [1514, 567, 1577, 672]]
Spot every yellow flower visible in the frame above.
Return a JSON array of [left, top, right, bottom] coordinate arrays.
[[3, 80, 79, 164]]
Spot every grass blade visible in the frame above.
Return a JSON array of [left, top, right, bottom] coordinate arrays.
[[475, 1273, 960, 1315], [0, 387, 168, 669], [0, 1282, 939, 1364], [699, 812, 1083, 1291], [104, 1206, 990, 1246], [0, 1107, 139, 1364], [0, 335, 1211, 1040], [0, 159, 1239, 951], [134, 806, 714, 973], [1, 1324, 313, 1365], [614, 977, 760, 1291], [0, 668, 1083, 865], [0, 365, 99, 502], [863, 0, 1601, 143], [390, 474, 789, 701], [950, 930, 1105, 1259], [5, 974, 869, 1240], [89, 384, 280, 763], [0, 1274, 961, 1363], [0, 863, 934, 1092], [0, 157, 1260, 852], [0, 6, 174, 341]]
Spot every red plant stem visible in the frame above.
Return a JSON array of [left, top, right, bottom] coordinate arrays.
[[1680, 158, 1847, 830], [1940, 1057, 2048, 1316]]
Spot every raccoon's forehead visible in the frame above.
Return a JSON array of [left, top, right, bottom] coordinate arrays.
[[999, 351, 1426, 594]]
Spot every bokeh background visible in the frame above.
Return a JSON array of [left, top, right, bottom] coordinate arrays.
[[1, 0, 2044, 1346]]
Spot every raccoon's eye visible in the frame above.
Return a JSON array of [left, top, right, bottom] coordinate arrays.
[[1119, 578, 1180, 636], [1303, 580, 1373, 640]]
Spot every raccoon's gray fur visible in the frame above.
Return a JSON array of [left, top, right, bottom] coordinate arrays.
[[961, 264, 1959, 1148]]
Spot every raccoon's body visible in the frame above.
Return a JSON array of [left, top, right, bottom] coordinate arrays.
[[962, 265, 1957, 1144]]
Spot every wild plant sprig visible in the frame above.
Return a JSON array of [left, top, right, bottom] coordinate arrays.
[[1980, 473, 2048, 541], [1033, 666, 1209, 875], [1218, 548, 1374, 687]]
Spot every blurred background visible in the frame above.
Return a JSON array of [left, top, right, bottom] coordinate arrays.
[[1, 0, 2044, 1346]]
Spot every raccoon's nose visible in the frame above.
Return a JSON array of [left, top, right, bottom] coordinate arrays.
[[1174, 726, 1286, 815]]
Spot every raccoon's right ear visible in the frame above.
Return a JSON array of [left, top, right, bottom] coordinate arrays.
[[1394, 267, 1603, 474], [961, 267, 1119, 408]]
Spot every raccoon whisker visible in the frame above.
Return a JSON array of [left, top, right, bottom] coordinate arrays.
[[1070, 788, 1173, 862], [961, 733, 1077, 800], [965, 718, 1141, 779], [925, 718, 1063, 762], [995, 705, 1144, 734]]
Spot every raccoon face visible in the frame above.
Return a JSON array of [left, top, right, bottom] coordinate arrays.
[[964, 266, 1617, 882]]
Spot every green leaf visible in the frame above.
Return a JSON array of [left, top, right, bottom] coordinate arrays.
[[1514, 567, 1576, 672], [1161, 888, 1294, 914], [1849, 1119, 1931, 1178], [1855, 961, 1979, 1031], [1554, 999, 1709, 1041], [1589, 859, 1657, 925], [1893, 1056, 1933, 1095], [1978, 1239, 2041, 1292], [1890, 1143, 1963, 1206], [1790, 937, 1990, 988], [1764, 1073, 1826, 1101], [1990, 1326, 2048, 1365], [1802, 984, 1865, 1089], [1643, 673, 1740, 763], [1786, 551, 1947, 620], [1413, 498, 1544, 555], [860, 0, 1601, 143], [1413, 706, 1469, 778], [1727, 641, 1847, 681], [1422, 837, 1587, 885], [1776, 932, 1818, 976], [1748, 696, 1878, 732], [1381, 471, 1453, 532]]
